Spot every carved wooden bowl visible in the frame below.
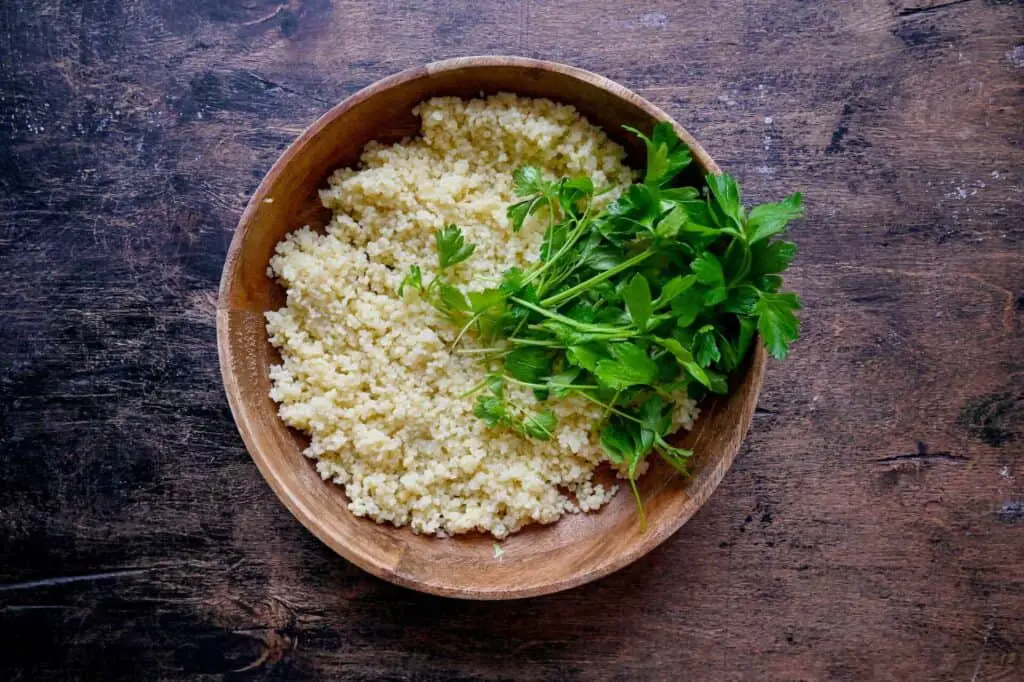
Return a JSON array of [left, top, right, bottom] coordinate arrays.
[[218, 56, 766, 599]]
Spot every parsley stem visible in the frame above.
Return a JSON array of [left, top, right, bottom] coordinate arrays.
[[600, 389, 622, 422], [454, 347, 509, 356], [540, 249, 656, 308], [450, 311, 484, 350], [537, 198, 597, 297], [501, 376, 601, 390], [576, 391, 642, 423], [458, 377, 490, 399], [510, 297, 633, 334], [535, 195, 559, 293], [507, 337, 561, 347], [628, 477, 647, 532], [523, 215, 592, 289], [525, 324, 632, 339]]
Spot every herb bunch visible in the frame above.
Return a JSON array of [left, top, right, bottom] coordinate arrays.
[[400, 123, 804, 527]]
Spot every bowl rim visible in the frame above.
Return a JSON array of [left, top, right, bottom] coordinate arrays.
[[217, 55, 762, 599]]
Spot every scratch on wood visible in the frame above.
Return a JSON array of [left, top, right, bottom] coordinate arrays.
[[243, 71, 328, 105], [897, 0, 975, 18], [874, 453, 968, 463], [875, 441, 969, 464], [0, 604, 70, 612], [970, 622, 993, 682], [0, 566, 166, 592], [241, 3, 291, 27]]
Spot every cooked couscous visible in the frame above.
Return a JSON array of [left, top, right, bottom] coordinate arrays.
[[265, 94, 698, 538]]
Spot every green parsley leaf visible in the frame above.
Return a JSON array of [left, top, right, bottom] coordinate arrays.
[[704, 367, 729, 394], [705, 172, 743, 228], [599, 419, 635, 465], [397, 264, 422, 296], [747, 193, 804, 244], [757, 274, 784, 293], [716, 329, 740, 372], [660, 187, 700, 203], [437, 282, 470, 318], [513, 166, 553, 197], [654, 336, 714, 391], [623, 274, 653, 333], [467, 288, 507, 339], [566, 344, 603, 373], [721, 284, 760, 315], [580, 245, 622, 272], [625, 122, 692, 186], [754, 291, 802, 359], [595, 342, 657, 390], [670, 287, 705, 328], [547, 366, 582, 398], [558, 176, 594, 216], [656, 440, 693, 473], [703, 286, 728, 306], [599, 416, 654, 535], [474, 395, 507, 427], [621, 183, 660, 228], [468, 288, 506, 315], [638, 395, 672, 435], [735, 316, 757, 362], [674, 199, 719, 234], [485, 373, 505, 397], [655, 274, 697, 308], [693, 325, 721, 367], [722, 238, 752, 285], [499, 267, 526, 295], [521, 409, 557, 440], [654, 205, 686, 240], [691, 252, 725, 287], [435, 225, 476, 269], [751, 240, 798, 275], [503, 348, 552, 383], [507, 197, 545, 232]]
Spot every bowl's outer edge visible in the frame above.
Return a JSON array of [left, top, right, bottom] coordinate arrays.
[[217, 55, 765, 599]]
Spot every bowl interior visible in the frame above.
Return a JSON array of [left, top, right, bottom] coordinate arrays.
[[218, 57, 765, 599]]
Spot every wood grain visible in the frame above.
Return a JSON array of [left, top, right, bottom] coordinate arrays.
[[1, 0, 1022, 678]]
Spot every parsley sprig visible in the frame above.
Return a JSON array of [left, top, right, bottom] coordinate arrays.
[[400, 122, 805, 528]]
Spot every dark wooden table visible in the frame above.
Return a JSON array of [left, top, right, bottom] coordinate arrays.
[[2, 1, 1022, 679]]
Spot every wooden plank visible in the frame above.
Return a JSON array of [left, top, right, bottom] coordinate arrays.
[[1, 0, 1021, 679]]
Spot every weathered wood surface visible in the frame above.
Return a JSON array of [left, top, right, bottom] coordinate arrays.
[[1, 0, 1022, 679]]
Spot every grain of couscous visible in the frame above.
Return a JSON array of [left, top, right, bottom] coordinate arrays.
[[265, 94, 698, 539]]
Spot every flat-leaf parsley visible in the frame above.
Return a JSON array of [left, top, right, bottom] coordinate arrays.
[[400, 123, 805, 527]]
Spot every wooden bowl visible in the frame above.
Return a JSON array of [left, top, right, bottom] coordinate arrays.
[[217, 56, 766, 599]]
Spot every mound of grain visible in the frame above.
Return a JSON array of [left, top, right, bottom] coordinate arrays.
[[265, 94, 697, 538]]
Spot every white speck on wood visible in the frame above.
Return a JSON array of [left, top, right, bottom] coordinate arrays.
[[1007, 45, 1024, 68], [638, 12, 668, 28]]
